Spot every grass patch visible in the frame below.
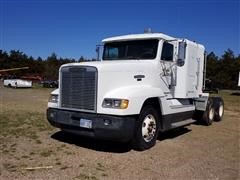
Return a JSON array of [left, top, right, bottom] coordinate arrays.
[[56, 144, 68, 151], [3, 163, 17, 172], [79, 164, 84, 168], [60, 165, 69, 170], [218, 91, 240, 111], [2, 149, 9, 154], [96, 162, 105, 172], [101, 173, 108, 177], [29, 152, 35, 155], [0, 143, 17, 156], [61, 144, 67, 148], [39, 149, 54, 157], [55, 162, 61, 165], [21, 155, 29, 159], [0, 111, 54, 143], [64, 151, 73, 155], [35, 139, 42, 144], [10, 143, 17, 147], [143, 167, 150, 171], [74, 173, 98, 180]]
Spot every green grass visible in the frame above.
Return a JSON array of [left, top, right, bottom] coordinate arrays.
[[217, 90, 240, 111], [0, 111, 54, 141]]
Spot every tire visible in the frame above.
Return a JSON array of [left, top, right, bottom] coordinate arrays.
[[213, 97, 224, 122], [193, 110, 204, 123], [202, 97, 215, 126], [132, 105, 160, 151]]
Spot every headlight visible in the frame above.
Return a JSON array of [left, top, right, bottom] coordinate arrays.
[[48, 94, 58, 103], [102, 98, 129, 109]]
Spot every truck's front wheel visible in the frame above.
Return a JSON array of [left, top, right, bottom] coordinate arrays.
[[132, 105, 160, 151]]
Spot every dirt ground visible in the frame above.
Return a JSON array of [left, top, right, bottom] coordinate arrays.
[[0, 82, 239, 180]]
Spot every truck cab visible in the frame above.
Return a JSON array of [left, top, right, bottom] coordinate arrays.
[[47, 32, 224, 150]]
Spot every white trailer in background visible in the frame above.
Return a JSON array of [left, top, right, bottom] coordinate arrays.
[[3, 79, 32, 88], [47, 31, 224, 150]]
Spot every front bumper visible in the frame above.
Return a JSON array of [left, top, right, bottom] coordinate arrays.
[[47, 108, 136, 142]]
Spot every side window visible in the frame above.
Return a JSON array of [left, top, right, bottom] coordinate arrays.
[[104, 47, 118, 59], [161, 42, 174, 61]]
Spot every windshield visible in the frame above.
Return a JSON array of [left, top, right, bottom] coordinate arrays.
[[102, 39, 159, 60]]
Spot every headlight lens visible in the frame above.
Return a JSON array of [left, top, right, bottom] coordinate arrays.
[[102, 98, 129, 109], [48, 94, 58, 103]]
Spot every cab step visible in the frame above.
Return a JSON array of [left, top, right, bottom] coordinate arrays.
[[171, 119, 196, 128]]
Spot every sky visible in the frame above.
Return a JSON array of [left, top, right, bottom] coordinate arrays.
[[0, 0, 239, 60]]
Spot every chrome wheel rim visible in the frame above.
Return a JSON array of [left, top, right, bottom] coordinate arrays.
[[209, 108, 214, 120], [219, 104, 224, 117], [142, 114, 157, 142]]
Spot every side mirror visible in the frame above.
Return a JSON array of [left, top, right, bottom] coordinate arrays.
[[177, 41, 186, 66], [96, 45, 103, 61]]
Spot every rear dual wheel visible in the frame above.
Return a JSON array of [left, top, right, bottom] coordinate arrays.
[[213, 97, 224, 122], [202, 97, 224, 125], [202, 97, 215, 126]]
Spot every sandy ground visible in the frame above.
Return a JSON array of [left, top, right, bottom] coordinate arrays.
[[0, 82, 239, 180]]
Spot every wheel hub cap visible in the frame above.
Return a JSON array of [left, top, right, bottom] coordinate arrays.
[[219, 105, 223, 117], [142, 114, 157, 142], [209, 108, 214, 120]]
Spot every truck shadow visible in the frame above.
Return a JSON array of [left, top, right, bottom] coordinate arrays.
[[231, 92, 240, 96], [51, 127, 191, 153], [158, 127, 192, 141], [51, 131, 132, 153]]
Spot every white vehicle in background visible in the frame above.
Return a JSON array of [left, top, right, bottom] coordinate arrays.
[[47, 31, 224, 150], [4, 79, 32, 88]]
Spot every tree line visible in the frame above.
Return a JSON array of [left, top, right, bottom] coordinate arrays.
[[0, 49, 239, 89], [0, 50, 95, 80], [206, 49, 239, 90]]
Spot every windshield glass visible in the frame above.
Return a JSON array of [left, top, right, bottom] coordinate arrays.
[[102, 39, 159, 60]]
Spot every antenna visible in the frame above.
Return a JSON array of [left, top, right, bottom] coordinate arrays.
[[144, 28, 152, 33]]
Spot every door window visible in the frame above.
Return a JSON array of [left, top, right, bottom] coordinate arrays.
[[161, 42, 174, 61]]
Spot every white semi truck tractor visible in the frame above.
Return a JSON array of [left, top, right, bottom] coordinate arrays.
[[47, 32, 224, 150]]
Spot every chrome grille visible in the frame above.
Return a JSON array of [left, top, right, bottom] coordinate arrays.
[[60, 66, 97, 112]]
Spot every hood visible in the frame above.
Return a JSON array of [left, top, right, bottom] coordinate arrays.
[[61, 60, 156, 73]]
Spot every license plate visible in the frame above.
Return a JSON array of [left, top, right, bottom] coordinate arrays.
[[80, 119, 92, 129]]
